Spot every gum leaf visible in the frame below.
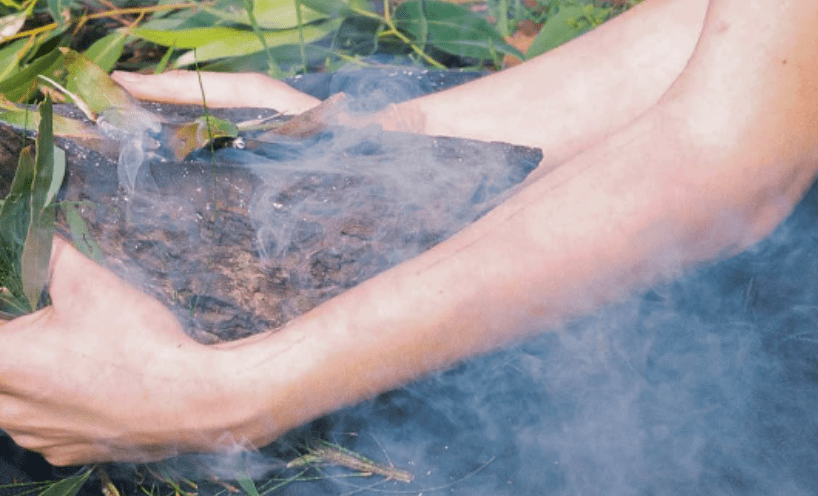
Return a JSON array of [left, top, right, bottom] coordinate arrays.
[[60, 47, 142, 117], [166, 115, 239, 160], [21, 98, 64, 310], [394, 0, 523, 61]]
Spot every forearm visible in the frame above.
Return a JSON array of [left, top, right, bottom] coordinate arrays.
[[218, 114, 714, 446], [385, 0, 707, 162]]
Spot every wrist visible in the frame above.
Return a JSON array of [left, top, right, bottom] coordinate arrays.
[[206, 331, 322, 450]]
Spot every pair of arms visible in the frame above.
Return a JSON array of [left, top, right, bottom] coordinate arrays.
[[3, 0, 818, 466]]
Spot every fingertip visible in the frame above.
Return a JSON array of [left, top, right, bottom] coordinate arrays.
[[110, 70, 140, 82]]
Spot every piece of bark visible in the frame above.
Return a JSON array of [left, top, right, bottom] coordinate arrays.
[[0, 111, 541, 343]]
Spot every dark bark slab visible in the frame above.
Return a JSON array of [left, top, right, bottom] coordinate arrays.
[[1, 108, 540, 343]]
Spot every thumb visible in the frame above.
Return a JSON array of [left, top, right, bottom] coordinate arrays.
[[47, 235, 116, 302], [46, 236, 186, 338], [0, 237, 77, 326]]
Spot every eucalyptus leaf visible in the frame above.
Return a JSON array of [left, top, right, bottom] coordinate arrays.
[[173, 19, 341, 66], [0, 38, 30, 83], [20, 202, 53, 309], [299, 0, 369, 18], [61, 202, 104, 264], [165, 115, 238, 160], [0, 0, 24, 10], [21, 98, 61, 310], [131, 26, 250, 50], [0, 48, 63, 102], [83, 30, 129, 73], [525, 4, 609, 59], [201, 42, 328, 72], [0, 145, 34, 315], [236, 475, 261, 496], [0, 98, 106, 140], [38, 468, 92, 496], [256, 0, 326, 28], [61, 48, 141, 117], [0, 145, 34, 260], [154, 43, 176, 74], [202, 0, 327, 30], [394, 0, 522, 61], [46, 0, 67, 26]]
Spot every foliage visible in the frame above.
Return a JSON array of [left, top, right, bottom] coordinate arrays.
[[525, 0, 640, 59], [0, 0, 640, 492], [0, 0, 640, 103], [37, 468, 93, 496], [0, 96, 64, 317]]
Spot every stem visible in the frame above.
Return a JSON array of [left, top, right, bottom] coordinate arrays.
[[3, 2, 213, 43], [294, 0, 308, 73], [379, 27, 446, 68], [350, 0, 446, 68], [242, 0, 282, 77]]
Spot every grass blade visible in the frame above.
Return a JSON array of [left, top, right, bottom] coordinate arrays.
[[235, 474, 261, 496], [38, 468, 92, 496], [60, 202, 104, 264], [21, 97, 62, 310]]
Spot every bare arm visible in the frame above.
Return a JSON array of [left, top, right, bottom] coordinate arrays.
[[3, 0, 818, 466], [113, 0, 708, 166], [197, 0, 818, 449]]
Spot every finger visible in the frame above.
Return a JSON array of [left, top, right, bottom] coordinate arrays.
[[111, 70, 320, 114], [42, 442, 177, 466]]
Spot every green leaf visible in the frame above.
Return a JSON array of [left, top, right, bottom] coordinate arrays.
[[154, 44, 176, 74], [0, 48, 63, 102], [60, 202, 104, 264], [203, 0, 328, 30], [61, 48, 140, 116], [525, 4, 608, 59], [173, 19, 341, 66], [0, 145, 34, 263], [1, 145, 34, 315], [82, 30, 129, 73], [0, 38, 30, 82], [299, 0, 370, 18], [46, 0, 67, 26], [200, 42, 328, 72], [394, 0, 522, 61], [21, 97, 62, 310], [0, 94, 107, 140], [38, 469, 93, 496], [236, 475, 261, 496], [165, 115, 238, 160], [131, 26, 251, 50], [0, 0, 24, 10]]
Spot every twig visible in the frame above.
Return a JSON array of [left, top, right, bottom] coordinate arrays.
[[287, 440, 413, 483]]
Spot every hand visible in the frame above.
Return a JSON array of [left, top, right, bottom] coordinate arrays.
[[111, 70, 321, 114], [0, 238, 236, 465]]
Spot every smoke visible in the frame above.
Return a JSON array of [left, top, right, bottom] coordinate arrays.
[[303, 180, 818, 496], [95, 105, 162, 192], [28, 67, 818, 495], [240, 126, 531, 266]]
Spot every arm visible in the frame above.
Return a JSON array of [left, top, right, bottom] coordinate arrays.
[[4, 0, 818, 466], [124, 0, 818, 452], [113, 0, 708, 166]]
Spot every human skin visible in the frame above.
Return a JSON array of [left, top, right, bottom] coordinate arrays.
[[3, 0, 818, 466], [111, 0, 708, 169]]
